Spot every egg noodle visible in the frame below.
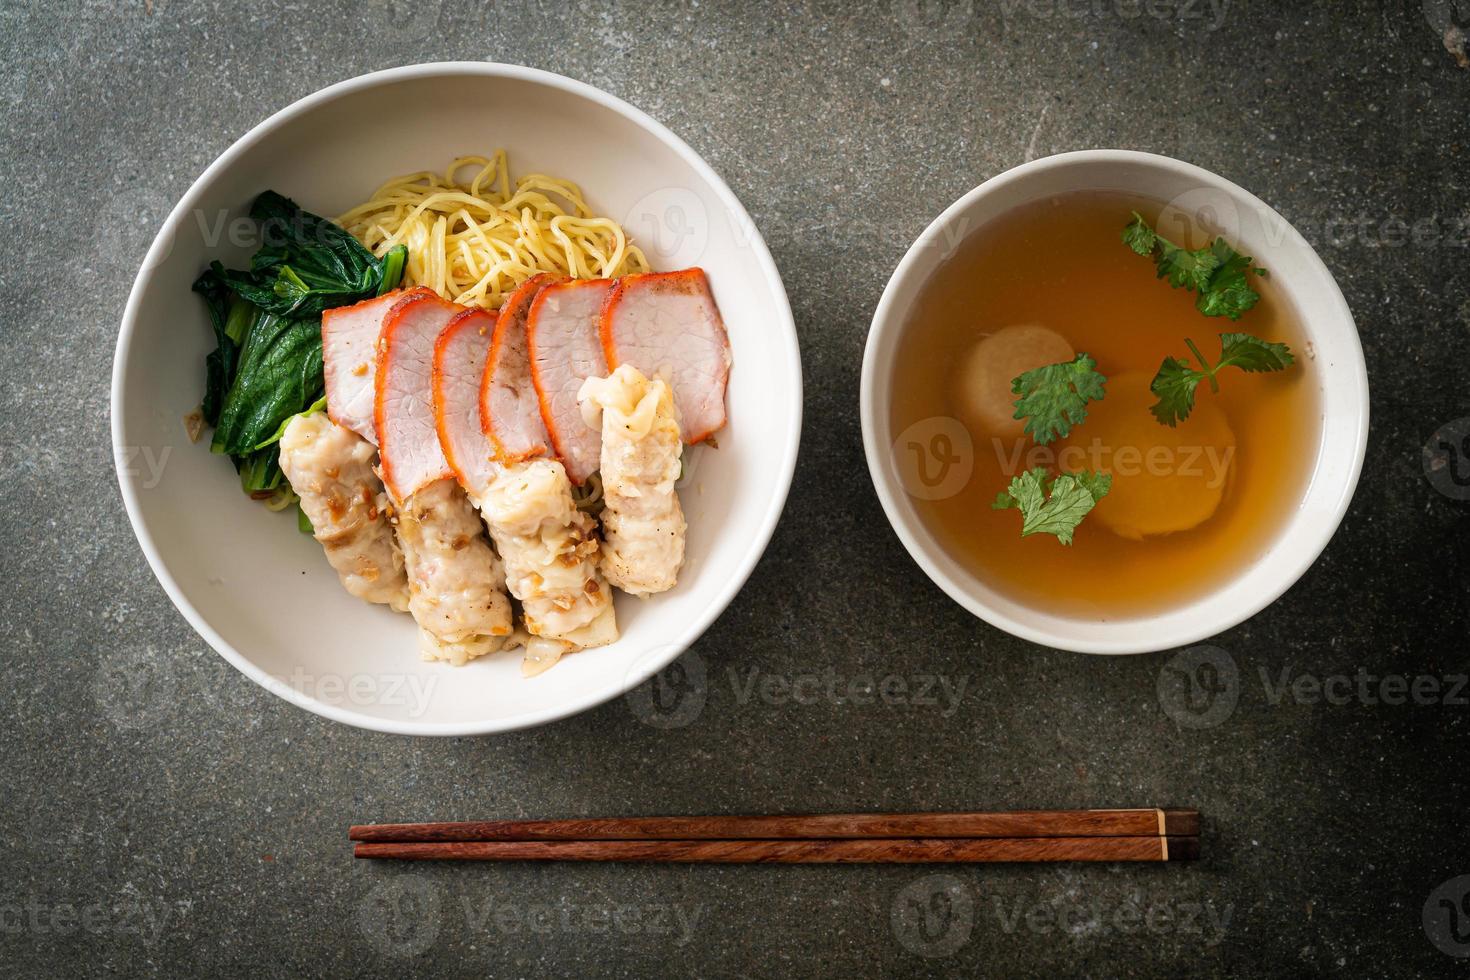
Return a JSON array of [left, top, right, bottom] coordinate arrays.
[[336, 151, 650, 310]]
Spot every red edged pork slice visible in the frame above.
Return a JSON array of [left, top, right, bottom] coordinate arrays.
[[433, 308, 499, 499], [526, 278, 613, 485], [600, 269, 732, 444], [375, 288, 462, 501], [321, 289, 406, 444], [481, 273, 562, 463]]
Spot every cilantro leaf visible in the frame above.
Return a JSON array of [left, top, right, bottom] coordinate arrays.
[[1010, 354, 1108, 445], [1154, 237, 1222, 294], [1148, 356, 1206, 426], [993, 468, 1047, 514], [1193, 243, 1262, 318], [992, 467, 1112, 546], [1122, 212, 1266, 321], [1148, 333, 1294, 427], [1215, 332, 1295, 373], [1121, 214, 1157, 255], [1069, 469, 1114, 502]]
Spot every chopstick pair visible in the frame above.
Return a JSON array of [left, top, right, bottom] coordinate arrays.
[[350, 808, 1200, 864]]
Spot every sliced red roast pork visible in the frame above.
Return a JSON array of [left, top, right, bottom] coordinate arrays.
[[433, 308, 499, 499], [321, 289, 406, 444], [599, 268, 732, 444], [375, 288, 462, 501], [526, 278, 613, 485], [481, 273, 562, 464]]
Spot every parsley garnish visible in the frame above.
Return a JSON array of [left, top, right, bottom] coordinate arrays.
[[992, 467, 1112, 546], [1011, 354, 1108, 445], [1149, 333, 1295, 426], [1123, 212, 1267, 321]]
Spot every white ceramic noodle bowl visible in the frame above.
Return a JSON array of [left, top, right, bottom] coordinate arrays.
[[861, 150, 1368, 654], [112, 64, 801, 734]]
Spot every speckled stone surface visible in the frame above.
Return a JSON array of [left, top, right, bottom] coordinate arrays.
[[2, 1, 1468, 976]]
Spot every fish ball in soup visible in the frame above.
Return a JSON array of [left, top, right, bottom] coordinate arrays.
[[953, 324, 1073, 438]]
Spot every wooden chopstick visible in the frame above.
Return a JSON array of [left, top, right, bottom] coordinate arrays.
[[349, 808, 1198, 844], [353, 836, 1199, 863]]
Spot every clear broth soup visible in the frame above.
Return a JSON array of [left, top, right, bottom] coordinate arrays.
[[888, 191, 1322, 619]]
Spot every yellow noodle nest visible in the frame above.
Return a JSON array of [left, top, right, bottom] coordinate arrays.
[[336, 151, 650, 310]]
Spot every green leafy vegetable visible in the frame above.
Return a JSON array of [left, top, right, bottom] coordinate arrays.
[[1011, 354, 1108, 445], [205, 192, 405, 317], [254, 394, 328, 452], [1123, 212, 1267, 321], [223, 295, 256, 344], [209, 313, 324, 455], [1120, 216, 1157, 255], [1212, 332, 1297, 373], [376, 245, 408, 296], [192, 191, 406, 509], [192, 273, 237, 426], [237, 445, 285, 494], [297, 504, 314, 535], [1149, 333, 1295, 426], [992, 467, 1113, 546]]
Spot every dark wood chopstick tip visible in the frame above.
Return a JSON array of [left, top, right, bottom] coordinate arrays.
[[1166, 836, 1201, 861], [1161, 809, 1201, 837]]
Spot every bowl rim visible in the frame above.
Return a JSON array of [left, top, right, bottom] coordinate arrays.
[[860, 148, 1369, 655], [110, 61, 802, 734]]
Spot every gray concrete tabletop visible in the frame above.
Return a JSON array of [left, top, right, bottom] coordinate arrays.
[[3, 0, 1468, 976]]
